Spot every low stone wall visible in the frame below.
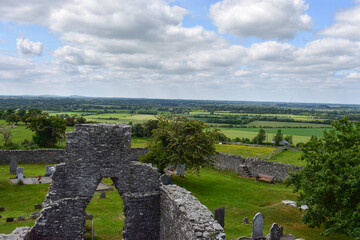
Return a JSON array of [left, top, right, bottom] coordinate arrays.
[[215, 153, 302, 181], [0, 149, 65, 164], [160, 184, 225, 240]]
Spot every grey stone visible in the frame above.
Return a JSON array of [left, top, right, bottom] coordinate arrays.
[[214, 207, 225, 228], [10, 159, 17, 174], [29, 212, 40, 219], [176, 164, 186, 176], [0, 226, 31, 239], [270, 222, 281, 240], [17, 172, 24, 185], [0, 206, 4, 212], [16, 167, 24, 178], [99, 191, 106, 199], [45, 165, 55, 177], [34, 204, 42, 210], [160, 174, 172, 185], [18, 216, 25, 221], [6, 217, 14, 222], [252, 212, 264, 238], [281, 234, 296, 240], [279, 226, 283, 236], [243, 217, 249, 224]]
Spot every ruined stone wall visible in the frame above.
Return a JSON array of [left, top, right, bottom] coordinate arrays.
[[215, 153, 302, 181], [0, 149, 65, 164], [129, 147, 149, 161], [25, 124, 161, 240], [160, 184, 225, 240]]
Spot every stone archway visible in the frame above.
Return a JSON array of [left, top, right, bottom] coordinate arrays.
[[25, 124, 160, 240]]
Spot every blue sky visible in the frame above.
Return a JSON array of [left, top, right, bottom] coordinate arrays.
[[0, 0, 360, 104]]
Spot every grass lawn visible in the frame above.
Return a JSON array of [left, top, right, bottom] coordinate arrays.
[[218, 127, 326, 145], [215, 144, 276, 158], [246, 121, 330, 128], [268, 150, 305, 167]]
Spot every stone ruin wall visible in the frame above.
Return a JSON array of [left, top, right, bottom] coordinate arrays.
[[18, 124, 224, 240], [215, 153, 302, 181]]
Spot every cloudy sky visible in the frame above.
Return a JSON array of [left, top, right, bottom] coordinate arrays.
[[0, 0, 360, 104]]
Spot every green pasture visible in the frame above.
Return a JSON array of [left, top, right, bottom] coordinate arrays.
[[0, 165, 350, 239], [246, 121, 330, 128], [218, 127, 326, 144], [215, 144, 275, 158], [84, 113, 155, 124], [268, 150, 304, 167]]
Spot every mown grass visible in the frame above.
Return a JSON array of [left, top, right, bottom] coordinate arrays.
[[173, 168, 350, 240], [215, 144, 276, 158], [218, 127, 325, 144], [0, 165, 350, 239], [268, 150, 304, 167], [246, 121, 330, 128]]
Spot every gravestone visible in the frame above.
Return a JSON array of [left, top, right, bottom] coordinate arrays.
[[160, 174, 172, 185], [251, 212, 264, 239], [270, 222, 281, 240], [6, 217, 14, 222], [214, 207, 225, 228], [99, 191, 106, 199], [243, 217, 249, 224], [45, 165, 55, 177], [176, 164, 186, 176], [10, 159, 17, 174], [16, 167, 24, 178], [0, 206, 4, 212], [29, 212, 40, 220], [18, 216, 25, 221], [17, 173, 24, 185]]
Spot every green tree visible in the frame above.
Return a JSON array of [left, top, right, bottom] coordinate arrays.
[[286, 118, 360, 238], [131, 123, 146, 137], [273, 129, 283, 145], [5, 113, 21, 125], [143, 119, 159, 137], [141, 115, 217, 174], [0, 124, 16, 146], [284, 135, 293, 145], [26, 114, 66, 147], [253, 128, 266, 144]]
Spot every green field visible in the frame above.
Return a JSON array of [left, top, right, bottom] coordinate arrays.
[[246, 121, 330, 128], [268, 150, 304, 167], [0, 165, 350, 239], [216, 144, 276, 158], [218, 127, 325, 144]]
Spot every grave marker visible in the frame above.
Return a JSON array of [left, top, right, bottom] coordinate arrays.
[[160, 174, 172, 185], [45, 165, 55, 177], [214, 207, 225, 228], [176, 164, 186, 176], [252, 212, 264, 239], [16, 167, 24, 178], [10, 159, 17, 174], [270, 222, 281, 240]]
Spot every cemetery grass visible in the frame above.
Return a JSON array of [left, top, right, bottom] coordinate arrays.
[[0, 164, 350, 239], [173, 168, 351, 240]]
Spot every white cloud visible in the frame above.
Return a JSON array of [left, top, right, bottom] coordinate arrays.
[[209, 0, 312, 40], [17, 38, 43, 57], [320, 4, 360, 41]]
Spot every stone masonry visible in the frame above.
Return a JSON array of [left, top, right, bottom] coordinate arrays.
[[25, 124, 161, 240]]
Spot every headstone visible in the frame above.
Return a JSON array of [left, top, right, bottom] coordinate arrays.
[[17, 173, 24, 185], [270, 223, 281, 240], [30, 212, 40, 219], [176, 164, 186, 176], [251, 212, 264, 238], [100, 191, 106, 199], [214, 207, 225, 228], [18, 216, 25, 221], [279, 226, 284, 236], [160, 174, 172, 185], [16, 167, 24, 178], [34, 204, 42, 210], [10, 159, 17, 174], [45, 165, 55, 177], [0, 206, 4, 212], [0, 215, 2, 218], [243, 217, 249, 224], [6, 217, 14, 222]]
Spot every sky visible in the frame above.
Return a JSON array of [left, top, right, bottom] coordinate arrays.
[[0, 0, 360, 104]]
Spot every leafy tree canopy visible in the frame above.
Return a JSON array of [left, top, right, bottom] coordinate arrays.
[[141, 115, 218, 174], [273, 129, 283, 145], [26, 114, 66, 148], [253, 128, 266, 144], [286, 118, 360, 238]]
